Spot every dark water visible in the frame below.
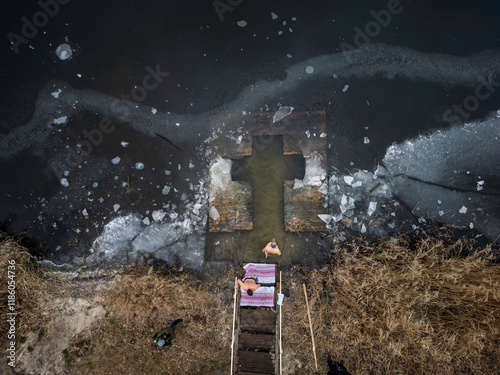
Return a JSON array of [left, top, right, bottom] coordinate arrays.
[[1, 0, 500, 267]]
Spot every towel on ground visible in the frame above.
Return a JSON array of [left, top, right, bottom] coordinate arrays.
[[240, 286, 275, 307], [243, 263, 276, 284]]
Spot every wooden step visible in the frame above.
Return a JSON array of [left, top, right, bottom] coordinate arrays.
[[237, 350, 274, 374], [239, 332, 274, 351], [240, 309, 276, 333]]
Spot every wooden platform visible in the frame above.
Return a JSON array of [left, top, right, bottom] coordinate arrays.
[[208, 111, 329, 232], [233, 264, 280, 374]]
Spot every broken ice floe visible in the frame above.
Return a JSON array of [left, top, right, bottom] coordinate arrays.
[[60, 178, 69, 187], [364, 137, 370, 144], [209, 206, 220, 221], [273, 106, 294, 123], [237, 20, 247, 27], [121, 141, 129, 147], [51, 89, 62, 98], [342, 84, 349, 92], [459, 206, 467, 214], [305, 66, 314, 74], [135, 162, 145, 170], [152, 210, 166, 222], [151, 107, 157, 114], [52, 116, 67, 125], [55, 43, 72, 60], [271, 12, 278, 20], [111, 157, 121, 165], [162, 185, 171, 195]]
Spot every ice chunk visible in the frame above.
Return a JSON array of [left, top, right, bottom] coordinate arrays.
[[135, 162, 145, 170], [51, 89, 62, 98], [82, 208, 89, 217], [459, 206, 467, 214], [293, 179, 304, 189], [53, 116, 68, 125], [164, 170, 171, 175], [121, 141, 129, 147], [77, 73, 82, 78], [273, 106, 294, 123], [111, 157, 121, 165], [364, 137, 370, 144], [162, 185, 171, 195], [303, 152, 326, 187], [92, 182, 98, 188], [209, 155, 232, 192], [60, 178, 69, 187], [151, 107, 157, 114], [271, 12, 278, 20], [152, 210, 167, 221], [236, 135, 243, 144], [439, 210, 444, 216], [305, 130, 311, 138], [318, 214, 333, 224], [361, 223, 367, 233], [352, 181, 362, 188], [367, 201, 377, 216], [343, 176, 354, 185], [469, 222, 474, 229], [237, 20, 247, 27], [342, 84, 349, 92], [477, 180, 484, 191], [210, 206, 220, 221], [55, 43, 72, 60], [320, 133, 327, 138], [113, 204, 120, 212], [341, 194, 348, 206], [143, 217, 150, 225], [305, 66, 314, 74]]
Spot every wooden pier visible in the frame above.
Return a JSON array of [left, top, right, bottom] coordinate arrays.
[[232, 265, 281, 375]]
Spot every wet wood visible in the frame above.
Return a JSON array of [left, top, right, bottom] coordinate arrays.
[[237, 351, 274, 374], [209, 183, 253, 232], [240, 309, 276, 333], [284, 182, 328, 232], [239, 332, 274, 351]]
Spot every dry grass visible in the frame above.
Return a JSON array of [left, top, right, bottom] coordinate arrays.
[[282, 237, 500, 374], [3, 232, 500, 374], [0, 235, 61, 347], [66, 267, 234, 375]]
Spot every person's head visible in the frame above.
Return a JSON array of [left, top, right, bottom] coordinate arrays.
[[271, 242, 277, 248], [247, 289, 253, 296]]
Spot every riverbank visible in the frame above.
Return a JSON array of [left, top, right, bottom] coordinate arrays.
[[1, 232, 499, 374]]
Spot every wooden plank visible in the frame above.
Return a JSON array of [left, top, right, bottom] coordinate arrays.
[[240, 309, 276, 333], [239, 332, 274, 351], [209, 182, 253, 232], [284, 182, 328, 232], [238, 350, 274, 374], [238, 372, 273, 375]]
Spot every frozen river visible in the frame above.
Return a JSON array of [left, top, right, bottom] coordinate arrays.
[[1, 0, 500, 271]]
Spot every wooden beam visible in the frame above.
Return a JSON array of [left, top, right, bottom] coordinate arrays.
[[237, 350, 274, 374], [239, 332, 274, 351], [240, 309, 276, 333]]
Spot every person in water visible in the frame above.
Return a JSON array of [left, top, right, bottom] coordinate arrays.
[[262, 240, 281, 258], [153, 319, 183, 349], [235, 274, 261, 296]]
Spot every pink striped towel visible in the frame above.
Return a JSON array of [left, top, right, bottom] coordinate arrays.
[[240, 286, 275, 307], [243, 263, 276, 284]]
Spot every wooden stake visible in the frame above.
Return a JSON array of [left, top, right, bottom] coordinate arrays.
[[303, 283, 318, 371], [230, 277, 237, 375], [279, 271, 283, 375]]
